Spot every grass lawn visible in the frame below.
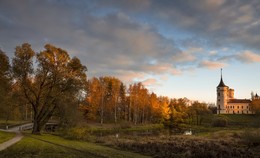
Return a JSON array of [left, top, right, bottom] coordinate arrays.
[[0, 134, 150, 158], [219, 114, 260, 127], [0, 131, 16, 144]]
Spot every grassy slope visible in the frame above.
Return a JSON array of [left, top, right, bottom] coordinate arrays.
[[0, 131, 16, 144], [0, 134, 150, 158], [221, 114, 260, 127]]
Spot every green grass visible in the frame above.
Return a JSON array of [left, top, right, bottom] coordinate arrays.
[[0, 131, 16, 143], [221, 114, 260, 127], [0, 134, 150, 158], [86, 123, 163, 132]]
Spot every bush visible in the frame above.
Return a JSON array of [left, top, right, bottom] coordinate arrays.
[[116, 136, 253, 158], [61, 127, 91, 140], [212, 117, 227, 127], [241, 130, 260, 146], [120, 121, 132, 129]]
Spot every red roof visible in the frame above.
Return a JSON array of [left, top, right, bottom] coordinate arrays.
[[228, 99, 251, 103]]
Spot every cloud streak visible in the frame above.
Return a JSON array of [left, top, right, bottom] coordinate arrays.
[[236, 50, 260, 63], [199, 60, 227, 69]]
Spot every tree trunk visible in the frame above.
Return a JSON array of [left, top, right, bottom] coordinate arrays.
[[129, 96, 131, 122], [32, 120, 41, 134], [31, 104, 56, 134], [101, 90, 104, 125], [114, 96, 117, 123], [196, 115, 199, 126]]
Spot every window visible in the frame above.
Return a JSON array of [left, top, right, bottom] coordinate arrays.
[[233, 111, 235, 114], [218, 92, 220, 96], [238, 111, 239, 114], [242, 106, 243, 109], [237, 106, 239, 109]]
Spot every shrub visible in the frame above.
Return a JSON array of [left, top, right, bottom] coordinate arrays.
[[241, 130, 260, 147], [116, 136, 254, 158], [61, 127, 91, 140], [120, 121, 132, 129], [212, 117, 227, 127]]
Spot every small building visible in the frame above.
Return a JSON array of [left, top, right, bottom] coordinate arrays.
[[216, 69, 257, 114]]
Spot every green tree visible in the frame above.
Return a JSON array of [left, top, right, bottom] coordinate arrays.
[[0, 49, 12, 122], [189, 101, 210, 125], [165, 99, 176, 128], [12, 43, 87, 134]]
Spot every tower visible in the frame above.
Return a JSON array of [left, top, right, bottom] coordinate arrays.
[[216, 69, 228, 114]]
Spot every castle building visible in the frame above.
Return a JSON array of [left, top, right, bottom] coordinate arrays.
[[216, 69, 256, 114]]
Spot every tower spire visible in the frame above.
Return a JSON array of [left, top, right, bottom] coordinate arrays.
[[221, 68, 222, 79], [217, 68, 227, 87]]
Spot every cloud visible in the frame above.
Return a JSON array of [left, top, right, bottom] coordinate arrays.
[[0, 1, 187, 84], [236, 50, 260, 63], [173, 51, 197, 63], [209, 50, 217, 56], [199, 60, 227, 69], [142, 78, 161, 87], [96, 0, 260, 50], [0, 0, 259, 86]]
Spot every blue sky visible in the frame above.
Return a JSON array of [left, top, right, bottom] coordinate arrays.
[[0, 0, 260, 103]]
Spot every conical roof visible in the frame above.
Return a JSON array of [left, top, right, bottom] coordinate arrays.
[[217, 68, 227, 87], [217, 77, 227, 87]]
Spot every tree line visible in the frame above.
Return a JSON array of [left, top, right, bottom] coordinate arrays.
[[0, 43, 220, 134]]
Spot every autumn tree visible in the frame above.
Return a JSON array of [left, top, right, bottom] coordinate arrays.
[[0, 50, 12, 121], [12, 43, 87, 134], [158, 96, 170, 122], [84, 77, 125, 124], [83, 77, 102, 122], [251, 99, 260, 115], [163, 99, 177, 128], [119, 83, 127, 121], [128, 82, 149, 124]]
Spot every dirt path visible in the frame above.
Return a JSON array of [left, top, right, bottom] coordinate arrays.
[[0, 131, 23, 151]]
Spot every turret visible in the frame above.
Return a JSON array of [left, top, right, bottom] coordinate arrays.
[[216, 69, 228, 114], [228, 89, 234, 99]]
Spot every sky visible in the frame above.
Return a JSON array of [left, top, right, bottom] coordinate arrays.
[[0, 0, 260, 103]]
